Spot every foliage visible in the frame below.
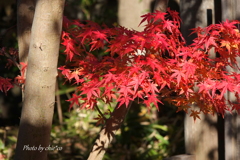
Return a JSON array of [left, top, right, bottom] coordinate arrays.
[[108, 103, 170, 160], [0, 48, 27, 93], [49, 102, 172, 160], [0, 127, 18, 160], [64, 0, 118, 25], [60, 8, 240, 120], [49, 108, 100, 159]]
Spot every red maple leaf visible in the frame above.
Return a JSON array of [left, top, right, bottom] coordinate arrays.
[[20, 62, 27, 76], [81, 86, 100, 101], [163, 20, 174, 33], [139, 12, 153, 26], [0, 77, 13, 94], [67, 93, 81, 109], [167, 8, 181, 25], [190, 109, 201, 122], [131, 34, 146, 50], [92, 30, 109, 42], [217, 81, 235, 99], [205, 36, 218, 49], [117, 96, 133, 107], [61, 37, 78, 61], [143, 93, 162, 110], [171, 69, 186, 85], [153, 10, 167, 23]]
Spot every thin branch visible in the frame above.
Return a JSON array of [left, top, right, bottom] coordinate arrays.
[[87, 102, 132, 160], [0, 25, 16, 43], [95, 104, 107, 121], [56, 81, 63, 125], [3, 51, 21, 70]]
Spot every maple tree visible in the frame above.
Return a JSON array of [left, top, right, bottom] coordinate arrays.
[[61, 8, 240, 159], [59, 8, 240, 121], [1, 7, 240, 160]]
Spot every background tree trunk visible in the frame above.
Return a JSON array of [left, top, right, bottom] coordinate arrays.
[[17, 0, 35, 100], [154, 0, 169, 12], [118, 0, 153, 31], [14, 0, 65, 159], [221, 1, 240, 160], [87, 1, 169, 160], [180, 1, 219, 160], [17, 0, 35, 64]]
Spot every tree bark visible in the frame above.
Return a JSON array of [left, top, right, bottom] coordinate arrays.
[[118, 0, 152, 31], [17, 0, 35, 64], [14, 0, 65, 160], [87, 1, 169, 160], [221, 1, 240, 160]]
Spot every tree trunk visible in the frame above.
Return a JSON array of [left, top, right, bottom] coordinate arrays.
[[87, 103, 131, 160], [181, 1, 219, 160], [118, 0, 152, 31], [17, 0, 35, 64], [221, 1, 240, 160], [87, 1, 169, 160], [14, 0, 65, 160]]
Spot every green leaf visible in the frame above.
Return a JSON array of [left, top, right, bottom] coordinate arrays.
[[152, 124, 168, 131], [0, 140, 5, 149]]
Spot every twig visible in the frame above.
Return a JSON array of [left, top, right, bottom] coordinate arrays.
[[56, 81, 63, 125], [95, 104, 107, 121], [3, 51, 21, 70]]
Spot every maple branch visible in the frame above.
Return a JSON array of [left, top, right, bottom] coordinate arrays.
[[95, 104, 107, 121], [3, 51, 21, 70], [0, 25, 16, 42], [88, 102, 132, 160], [56, 81, 63, 125]]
